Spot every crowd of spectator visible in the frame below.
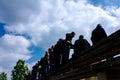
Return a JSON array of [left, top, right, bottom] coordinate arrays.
[[26, 24, 107, 80]]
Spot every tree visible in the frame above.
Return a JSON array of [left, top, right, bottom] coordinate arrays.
[[0, 72, 7, 80], [11, 59, 29, 80]]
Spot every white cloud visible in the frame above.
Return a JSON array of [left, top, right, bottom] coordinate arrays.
[[0, 34, 31, 80], [0, 0, 40, 24], [4, 0, 119, 47], [0, 34, 31, 54]]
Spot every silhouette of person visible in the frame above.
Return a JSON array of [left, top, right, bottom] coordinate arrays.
[[91, 24, 107, 45], [73, 35, 90, 59], [26, 71, 32, 80], [48, 47, 54, 72], [44, 51, 50, 74], [38, 57, 46, 77], [52, 38, 64, 69], [66, 31, 75, 43], [61, 32, 75, 64], [32, 63, 39, 80]]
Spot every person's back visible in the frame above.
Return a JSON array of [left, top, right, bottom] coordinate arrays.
[[91, 24, 107, 45], [73, 35, 90, 59], [52, 38, 64, 69], [74, 39, 89, 54]]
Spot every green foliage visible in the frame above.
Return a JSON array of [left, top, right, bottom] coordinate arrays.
[[11, 59, 29, 80], [0, 72, 7, 80]]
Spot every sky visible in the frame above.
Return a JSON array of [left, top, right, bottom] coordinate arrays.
[[0, 0, 120, 79]]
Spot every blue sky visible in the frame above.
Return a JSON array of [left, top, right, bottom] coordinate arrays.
[[89, 0, 120, 7], [0, 0, 120, 79], [0, 23, 5, 37]]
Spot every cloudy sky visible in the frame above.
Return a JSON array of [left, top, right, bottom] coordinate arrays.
[[0, 0, 120, 79]]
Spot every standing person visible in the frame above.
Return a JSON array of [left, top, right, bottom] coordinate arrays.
[[52, 38, 64, 70], [48, 46, 54, 72], [61, 32, 75, 65], [44, 51, 50, 74], [31, 63, 39, 80], [73, 35, 90, 59], [39, 57, 46, 77], [91, 24, 107, 45], [26, 71, 32, 80]]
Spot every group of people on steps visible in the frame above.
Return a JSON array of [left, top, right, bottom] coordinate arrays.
[[26, 23, 107, 80]]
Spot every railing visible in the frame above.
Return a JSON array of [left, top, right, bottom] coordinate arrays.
[[39, 29, 120, 80]]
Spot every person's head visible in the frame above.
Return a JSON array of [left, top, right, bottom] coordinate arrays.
[[57, 38, 63, 43], [96, 24, 102, 28], [79, 35, 84, 39], [48, 47, 53, 52], [71, 31, 75, 37], [58, 38, 63, 41], [48, 48, 51, 52]]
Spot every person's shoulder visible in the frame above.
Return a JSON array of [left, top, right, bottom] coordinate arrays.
[[75, 39, 79, 43], [66, 33, 70, 36], [93, 27, 101, 32], [82, 39, 86, 41], [92, 28, 97, 33]]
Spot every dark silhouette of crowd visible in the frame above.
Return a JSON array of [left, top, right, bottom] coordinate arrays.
[[26, 24, 107, 80]]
